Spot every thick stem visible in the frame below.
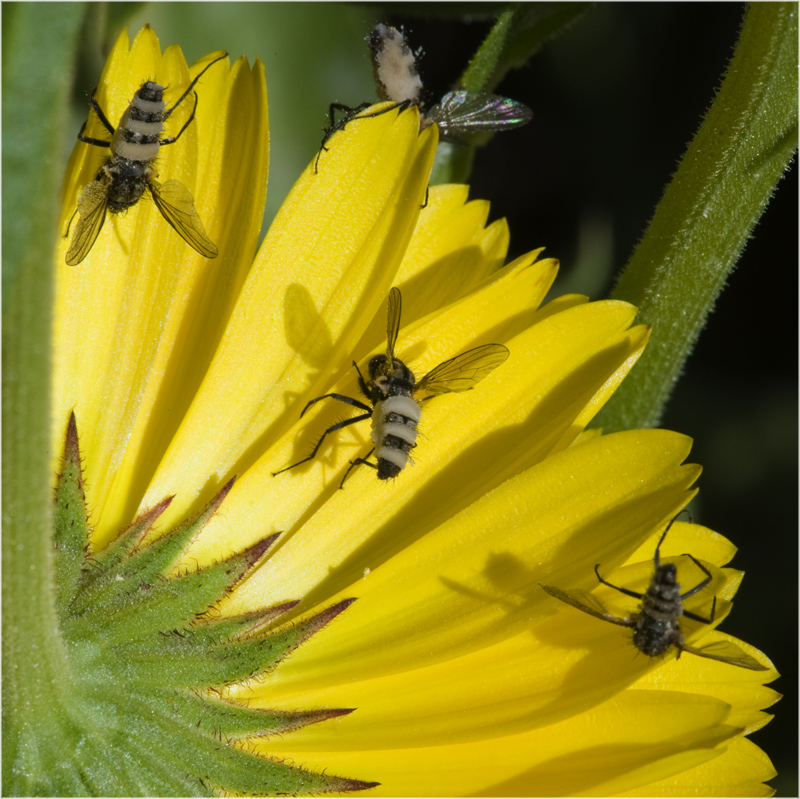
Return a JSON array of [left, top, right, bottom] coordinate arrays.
[[594, 3, 798, 432], [2, 4, 85, 792]]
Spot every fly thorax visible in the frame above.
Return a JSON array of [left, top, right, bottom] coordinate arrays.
[[102, 160, 150, 211]]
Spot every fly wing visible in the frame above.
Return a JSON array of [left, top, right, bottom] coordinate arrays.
[[681, 640, 769, 671], [65, 181, 109, 265], [148, 179, 218, 258], [427, 91, 533, 137], [417, 344, 509, 396], [540, 584, 634, 628], [385, 286, 402, 359]]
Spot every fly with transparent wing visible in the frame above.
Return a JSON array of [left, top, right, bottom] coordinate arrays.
[[65, 53, 226, 265], [423, 90, 534, 139], [540, 514, 768, 670], [315, 24, 532, 171], [274, 287, 509, 488]]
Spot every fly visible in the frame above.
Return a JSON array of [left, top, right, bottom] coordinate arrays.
[[316, 24, 531, 170], [540, 514, 768, 670], [65, 52, 227, 265], [273, 286, 509, 488]]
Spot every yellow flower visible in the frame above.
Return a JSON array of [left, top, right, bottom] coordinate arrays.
[[47, 27, 778, 796]]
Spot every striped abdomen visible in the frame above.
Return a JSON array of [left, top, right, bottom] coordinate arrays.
[[111, 81, 166, 162], [633, 564, 683, 656], [104, 82, 166, 211], [371, 394, 421, 479]]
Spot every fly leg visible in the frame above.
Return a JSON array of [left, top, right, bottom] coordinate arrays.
[[341, 448, 377, 489], [273, 393, 371, 476]]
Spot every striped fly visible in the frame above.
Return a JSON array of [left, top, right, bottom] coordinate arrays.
[[317, 25, 531, 169], [65, 52, 226, 265], [274, 287, 509, 488], [540, 515, 768, 670]]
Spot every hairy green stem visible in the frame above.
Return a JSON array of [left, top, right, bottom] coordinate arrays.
[[2, 4, 85, 792], [594, 3, 798, 432]]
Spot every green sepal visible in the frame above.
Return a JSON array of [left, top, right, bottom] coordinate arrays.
[[129, 706, 378, 797], [143, 689, 355, 739], [32, 417, 376, 796], [183, 601, 301, 646], [68, 497, 174, 613], [53, 413, 91, 608], [116, 599, 357, 688], [69, 479, 235, 616], [67, 535, 276, 647]]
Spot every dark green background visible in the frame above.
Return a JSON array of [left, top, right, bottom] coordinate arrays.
[[64, 3, 796, 794]]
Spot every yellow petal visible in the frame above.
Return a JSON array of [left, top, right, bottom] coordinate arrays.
[[631, 629, 780, 733], [228, 429, 699, 685], [142, 107, 438, 530], [259, 690, 741, 796], [53, 29, 267, 545], [179, 292, 650, 581], [619, 736, 777, 796]]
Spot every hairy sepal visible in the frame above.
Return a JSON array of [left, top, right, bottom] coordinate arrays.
[[43, 415, 375, 796]]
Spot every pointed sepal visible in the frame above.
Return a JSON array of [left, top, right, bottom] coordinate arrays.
[[49, 415, 374, 795], [53, 412, 91, 609]]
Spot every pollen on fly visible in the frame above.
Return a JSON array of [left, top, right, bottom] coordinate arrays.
[[315, 23, 533, 171], [540, 513, 768, 670], [64, 52, 227, 265], [273, 286, 509, 489]]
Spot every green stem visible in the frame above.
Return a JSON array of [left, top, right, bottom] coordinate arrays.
[[594, 3, 798, 433], [431, 3, 590, 185], [2, 4, 85, 792]]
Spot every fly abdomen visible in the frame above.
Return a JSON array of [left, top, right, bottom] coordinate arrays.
[[111, 82, 167, 163], [371, 395, 421, 479], [102, 83, 167, 211], [634, 566, 684, 655]]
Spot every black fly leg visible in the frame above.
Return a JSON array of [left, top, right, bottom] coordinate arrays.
[[679, 554, 713, 600], [76, 92, 115, 147], [322, 103, 370, 143], [315, 100, 412, 173], [340, 449, 377, 489], [315, 102, 370, 172], [85, 92, 115, 139], [273, 392, 373, 476], [160, 92, 198, 144], [594, 565, 645, 601], [653, 509, 693, 565], [162, 52, 228, 121], [299, 392, 371, 418], [677, 552, 715, 623], [64, 209, 80, 239], [420, 184, 430, 209], [683, 596, 717, 625], [273, 412, 371, 476]]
